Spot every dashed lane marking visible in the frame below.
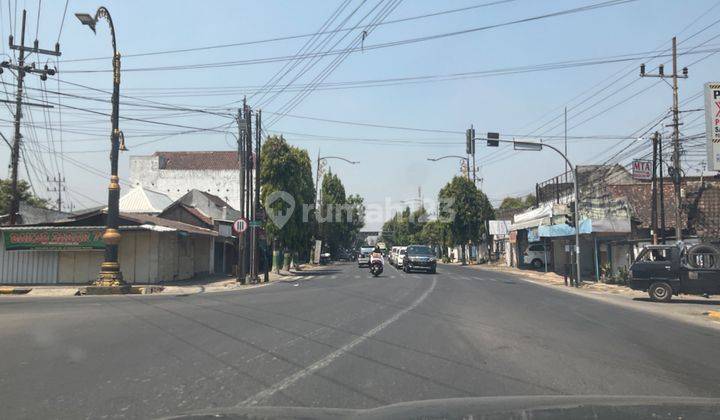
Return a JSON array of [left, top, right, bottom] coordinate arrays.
[[239, 277, 438, 406]]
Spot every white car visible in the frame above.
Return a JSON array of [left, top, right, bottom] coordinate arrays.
[[523, 243, 549, 269], [389, 246, 399, 266], [358, 246, 375, 267], [395, 247, 407, 268]]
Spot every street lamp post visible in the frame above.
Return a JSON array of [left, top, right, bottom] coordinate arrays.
[[76, 7, 128, 291], [314, 155, 358, 263], [481, 138, 582, 285], [315, 155, 359, 205], [427, 155, 471, 180]]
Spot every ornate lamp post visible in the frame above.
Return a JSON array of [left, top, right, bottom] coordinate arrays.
[[76, 7, 128, 291]]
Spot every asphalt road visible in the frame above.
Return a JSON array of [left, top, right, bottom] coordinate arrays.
[[1, 262, 719, 419]]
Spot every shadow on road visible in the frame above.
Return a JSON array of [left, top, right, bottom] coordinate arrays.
[[633, 297, 720, 305]]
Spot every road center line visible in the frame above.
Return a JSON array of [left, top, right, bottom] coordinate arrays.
[[238, 276, 437, 406]]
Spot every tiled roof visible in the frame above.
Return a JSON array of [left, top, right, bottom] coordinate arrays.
[[155, 151, 239, 170]]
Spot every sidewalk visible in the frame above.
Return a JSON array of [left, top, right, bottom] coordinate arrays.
[[0, 263, 329, 298], [462, 262, 720, 329]]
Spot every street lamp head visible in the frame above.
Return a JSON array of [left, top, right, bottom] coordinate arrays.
[[427, 158, 437, 162], [75, 13, 97, 33]]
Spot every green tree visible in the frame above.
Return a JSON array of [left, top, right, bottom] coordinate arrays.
[[381, 205, 428, 246], [318, 171, 346, 256], [259, 135, 315, 267], [0, 178, 48, 215], [317, 171, 366, 255], [498, 193, 536, 211], [438, 176, 494, 264]]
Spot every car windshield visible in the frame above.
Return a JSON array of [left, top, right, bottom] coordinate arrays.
[[407, 245, 434, 255]]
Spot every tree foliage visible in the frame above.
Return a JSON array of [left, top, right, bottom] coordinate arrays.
[[259, 135, 315, 254], [0, 178, 48, 215], [438, 176, 495, 247], [317, 170, 365, 254], [498, 193, 536, 211], [381, 206, 428, 247]]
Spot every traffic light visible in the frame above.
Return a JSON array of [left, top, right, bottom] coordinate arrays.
[[465, 127, 475, 155], [565, 202, 576, 228], [487, 132, 500, 147]]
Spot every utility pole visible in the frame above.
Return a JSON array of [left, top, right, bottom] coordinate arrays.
[[470, 125, 477, 185], [4, 9, 60, 225], [251, 109, 261, 282], [659, 134, 666, 244], [651, 132, 659, 245], [564, 107, 568, 174], [237, 103, 246, 284], [47, 173, 66, 211], [640, 36, 688, 241], [244, 103, 253, 276]]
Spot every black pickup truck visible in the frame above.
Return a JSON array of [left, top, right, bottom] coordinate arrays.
[[628, 243, 720, 302]]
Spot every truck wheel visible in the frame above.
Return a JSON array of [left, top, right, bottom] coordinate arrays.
[[531, 258, 543, 269], [649, 282, 673, 302]]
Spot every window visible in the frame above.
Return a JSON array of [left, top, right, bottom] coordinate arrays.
[[528, 244, 544, 252], [638, 248, 671, 262]]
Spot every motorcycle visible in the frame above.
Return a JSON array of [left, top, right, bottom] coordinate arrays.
[[369, 252, 384, 277]]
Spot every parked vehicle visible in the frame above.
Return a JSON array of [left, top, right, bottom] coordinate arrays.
[[357, 246, 375, 267], [628, 242, 720, 302], [389, 246, 399, 266], [403, 245, 437, 273], [319, 252, 331, 265], [369, 251, 384, 277], [523, 243, 548, 269], [395, 246, 407, 268]]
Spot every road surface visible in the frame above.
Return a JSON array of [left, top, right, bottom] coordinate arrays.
[[1, 262, 719, 418]]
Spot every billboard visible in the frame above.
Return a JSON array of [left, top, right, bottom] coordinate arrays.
[[705, 82, 720, 171], [631, 159, 652, 180], [2, 229, 105, 251]]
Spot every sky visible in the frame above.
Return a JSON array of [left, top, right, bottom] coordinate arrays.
[[1, 0, 719, 230]]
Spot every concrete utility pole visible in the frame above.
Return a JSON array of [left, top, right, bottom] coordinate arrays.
[[651, 132, 659, 245], [4, 9, 61, 225], [244, 103, 253, 276], [237, 103, 246, 284], [640, 37, 688, 241], [251, 109, 261, 282]]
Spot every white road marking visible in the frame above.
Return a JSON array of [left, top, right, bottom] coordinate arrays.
[[330, 275, 337, 279], [239, 277, 438, 406]]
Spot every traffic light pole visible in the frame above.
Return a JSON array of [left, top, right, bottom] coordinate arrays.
[[480, 137, 581, 285]]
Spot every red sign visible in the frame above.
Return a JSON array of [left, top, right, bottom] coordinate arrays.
[[232, 217, 249, 234]]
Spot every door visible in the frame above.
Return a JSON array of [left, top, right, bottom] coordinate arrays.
[[632, 248, 675, 282]]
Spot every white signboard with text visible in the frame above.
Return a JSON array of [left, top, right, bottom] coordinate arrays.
[[632, 159, 652, 180], [705, 82, 720, 171]]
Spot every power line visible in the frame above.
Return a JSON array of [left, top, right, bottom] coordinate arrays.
[[59, 0, 639, 74], [61, 0, 519, 63]]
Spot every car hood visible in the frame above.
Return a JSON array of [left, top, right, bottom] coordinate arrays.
[[161, 395, 720, 419]]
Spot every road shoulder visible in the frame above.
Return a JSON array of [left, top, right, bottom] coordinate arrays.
[[458, 263, 720, 331]]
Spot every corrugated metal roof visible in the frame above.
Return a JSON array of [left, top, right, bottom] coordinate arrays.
[[119, 185, 173, 213]]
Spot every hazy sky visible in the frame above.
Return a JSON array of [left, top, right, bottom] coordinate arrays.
[[1, 0, 718, 230]]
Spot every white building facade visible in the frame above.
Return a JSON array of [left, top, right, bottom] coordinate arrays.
[[130, 151, 242, 209]]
